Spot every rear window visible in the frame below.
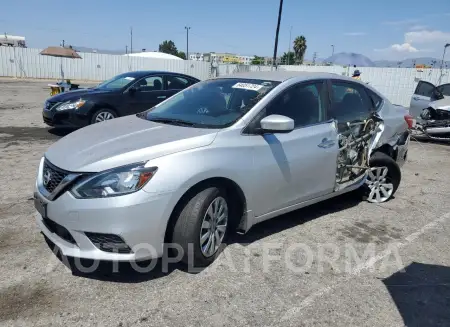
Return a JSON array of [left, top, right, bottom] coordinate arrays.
[[367, 89, 382, 110]]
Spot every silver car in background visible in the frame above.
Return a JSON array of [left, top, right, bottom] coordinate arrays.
[[409, 80, 450, 140], [34, 71, 410, 267]]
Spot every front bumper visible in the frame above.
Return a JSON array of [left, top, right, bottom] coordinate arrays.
[[42, 108, 90, 128], [34, 187, 174, 262]]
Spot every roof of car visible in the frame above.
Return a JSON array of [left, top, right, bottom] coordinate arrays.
[[117, 70, 199, 80], [214, 70, 349, 82]]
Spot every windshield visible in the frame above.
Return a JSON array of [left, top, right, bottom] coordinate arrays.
[[140, 78, 280, 128], [96, 73, 138, 90]]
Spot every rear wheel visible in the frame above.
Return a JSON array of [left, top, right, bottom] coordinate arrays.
[[171, 187, 230, 267], [362, 152, 401, 203], [90, 109, 117, 124]]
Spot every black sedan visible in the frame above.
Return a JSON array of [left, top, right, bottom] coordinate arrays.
[[42, 71, 200, 128]]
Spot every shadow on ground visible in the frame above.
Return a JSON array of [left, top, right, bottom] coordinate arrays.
[[383, 262, 450, 327], [43, 192, 361, 283], [0, 126, 74, 141]]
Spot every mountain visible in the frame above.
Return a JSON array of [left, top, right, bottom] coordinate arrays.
[[374, 57, 450, 68]]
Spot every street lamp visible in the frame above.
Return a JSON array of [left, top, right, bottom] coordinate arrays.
[[438, 43, 450, 84], [185, 26, 191, 60], [331, 44, 335, 57]]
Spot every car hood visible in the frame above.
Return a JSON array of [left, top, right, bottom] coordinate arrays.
[[47, 87, 114, 102], [430, 96, 450, 111], [45, 115, 219, 172]]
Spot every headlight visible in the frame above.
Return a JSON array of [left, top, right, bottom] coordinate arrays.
[[56, 99, 86, 111], [71, 163, 157, 199]]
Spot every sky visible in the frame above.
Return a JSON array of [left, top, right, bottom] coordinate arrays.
[[1, 0, 450, 61]]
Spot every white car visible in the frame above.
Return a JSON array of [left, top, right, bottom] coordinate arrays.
[[34, 71, 411, 267]]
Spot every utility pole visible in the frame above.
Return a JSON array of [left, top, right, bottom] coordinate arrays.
[[125, 45, 128, 54], [130, 27, 133, 54], [272, 0, 284, 70], [287, 25, 292, 65], [331, 44, 335, 57], [185, 26, 191, 60], [438, 43, 450, 85], [313, 52, 317, 65]]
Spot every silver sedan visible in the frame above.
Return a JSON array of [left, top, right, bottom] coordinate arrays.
[[34, 71, 410, 267]]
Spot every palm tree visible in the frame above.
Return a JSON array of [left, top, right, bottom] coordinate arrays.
[[293, 35, 307, 65]]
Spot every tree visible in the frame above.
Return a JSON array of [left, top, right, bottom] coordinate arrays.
[[251, 55, 265, 65], [281, 51, 295, 65], [177, 51, 186, 60], [158, 40, 178, 56], [293, 35, 307, 64]]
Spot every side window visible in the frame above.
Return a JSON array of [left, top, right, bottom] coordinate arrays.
[[135, 76, 163, 92], [166, 75, 190, 90], [330, 82, 371, 123], [414, 81, 435, 97], [263, 81, 327, 128], [366, 89, 383, 111], [437, 84, 450, 97]]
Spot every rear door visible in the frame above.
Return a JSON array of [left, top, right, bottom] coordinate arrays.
[[127, 75, 166, 114], [164, 74, 196, 98], [409, 81, 435, 118]]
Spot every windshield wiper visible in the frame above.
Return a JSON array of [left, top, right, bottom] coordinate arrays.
[[148, 118, 195, 127]]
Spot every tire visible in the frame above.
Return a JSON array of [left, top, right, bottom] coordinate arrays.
[[361, 152, 401, 203], [90, 108, 117, 124], [171, 187, 230, 267]]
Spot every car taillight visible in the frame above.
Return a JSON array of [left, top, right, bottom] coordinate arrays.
[[404, 114, 415, 129]]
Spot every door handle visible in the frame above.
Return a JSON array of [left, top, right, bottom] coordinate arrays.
[[318, 138, 335, 149], [157, 96, 167, 99], [412, 96, 420, 100]]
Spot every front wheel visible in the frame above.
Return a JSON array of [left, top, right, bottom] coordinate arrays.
[[90, 109, 117, 124], [171, 187, 230, 267], [362, 152, 401, 203]]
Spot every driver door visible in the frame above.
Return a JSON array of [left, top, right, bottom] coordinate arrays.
[[410, 81, 435, 119], [248, 81, 339, 219]]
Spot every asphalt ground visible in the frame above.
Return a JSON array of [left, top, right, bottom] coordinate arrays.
[[1, 78, 449, 327]]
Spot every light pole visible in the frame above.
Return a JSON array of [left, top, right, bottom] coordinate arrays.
[[331, 44, 335, 57], [438, 43, 450, 85], [287, 25, 292, 65], [272, 0, 284, 70], [185, 26, 191, 60]]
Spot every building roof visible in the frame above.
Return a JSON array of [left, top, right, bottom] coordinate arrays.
[[215, 70, 344, 82], [124, 52, 183, 60]]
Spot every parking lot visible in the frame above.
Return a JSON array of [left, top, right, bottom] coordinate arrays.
[[1, 77, 450, 327]]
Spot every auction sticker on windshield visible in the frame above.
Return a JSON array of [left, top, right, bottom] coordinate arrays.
[[232, 82, 264, 91]]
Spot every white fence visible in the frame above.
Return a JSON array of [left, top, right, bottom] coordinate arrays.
[[0, 47, 212, 81], [217, 63, 450, 107], [1, 47, 450, 107]]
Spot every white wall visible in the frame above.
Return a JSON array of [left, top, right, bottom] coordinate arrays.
[[2, 47, 450, 107], [217, 63, 450, 107], [0, 47, 212, 81]]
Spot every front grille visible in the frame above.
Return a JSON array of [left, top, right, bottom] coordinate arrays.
[[42, 217, 77, 245], [42, 160, 69, 193], [85, 232, 132, 254]]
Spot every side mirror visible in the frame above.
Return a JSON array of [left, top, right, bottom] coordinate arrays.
[[129, 86, 138, 94], [259, 114, 294, 134]]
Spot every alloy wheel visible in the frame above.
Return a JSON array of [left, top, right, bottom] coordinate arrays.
[[365, 166, 394, 203], [199, 196, 228, 257], [95, 111, 114, 123]]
